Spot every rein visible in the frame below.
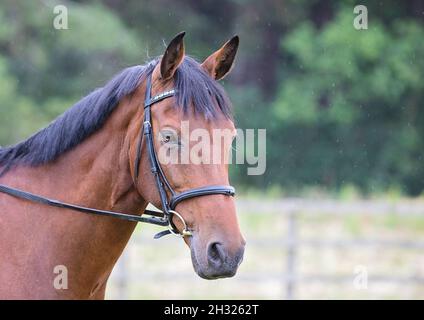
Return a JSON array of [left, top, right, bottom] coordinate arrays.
[[0, 73, 235, 239]]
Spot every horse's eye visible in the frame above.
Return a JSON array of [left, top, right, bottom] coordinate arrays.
[[160, 129, 178, 144]]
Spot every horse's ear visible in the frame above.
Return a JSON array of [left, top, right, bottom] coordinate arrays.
[[160, 31, 185, 80], [201, 35, 239, 80]]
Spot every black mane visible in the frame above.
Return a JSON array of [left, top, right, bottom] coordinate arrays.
[[0, 57, 232, 173]]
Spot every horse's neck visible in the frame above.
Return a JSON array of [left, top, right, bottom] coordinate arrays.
[[0, 99, 146, 299]]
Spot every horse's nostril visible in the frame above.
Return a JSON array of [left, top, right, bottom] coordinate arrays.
[[207, 242, 225, 268]]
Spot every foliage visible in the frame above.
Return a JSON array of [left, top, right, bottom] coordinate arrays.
[[0, 0, 423, 195], [271, 7, 424, 195]]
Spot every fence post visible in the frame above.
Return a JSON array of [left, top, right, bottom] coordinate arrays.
[[286, 208, 298, 300]]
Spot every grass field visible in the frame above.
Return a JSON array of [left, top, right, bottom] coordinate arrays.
[[106, 198, 424, 299]]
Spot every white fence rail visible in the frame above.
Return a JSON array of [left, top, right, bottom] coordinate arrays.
[[109, 199, 424, 299]]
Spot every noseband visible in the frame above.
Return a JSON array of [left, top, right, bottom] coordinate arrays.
[[0, 73, 235, 239]]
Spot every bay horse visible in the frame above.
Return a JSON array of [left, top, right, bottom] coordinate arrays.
[[0, 32, 245, 299]]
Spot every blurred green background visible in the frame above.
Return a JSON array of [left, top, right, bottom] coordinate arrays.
[[0, 0, 423, 299], [1, 0, 423, 197]]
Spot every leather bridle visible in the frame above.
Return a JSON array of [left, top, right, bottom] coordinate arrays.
[[0, 73, 235, 239]]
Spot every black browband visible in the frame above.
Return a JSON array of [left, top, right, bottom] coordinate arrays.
[[0, 73, 235, 239]]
